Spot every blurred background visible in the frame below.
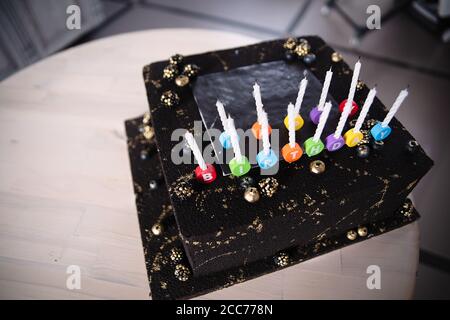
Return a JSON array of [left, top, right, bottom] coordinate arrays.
[[0, 0, 449, 299]]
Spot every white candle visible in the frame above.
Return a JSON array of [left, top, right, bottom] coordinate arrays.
[[288, 103, 296, 148], [184, 131, 207, 170], [260, 111, 270, 155], [294, 76, 308, 115], [346, 60, 361, 110], [253, 82, 264, 124], [227, 116, 243, 162], [382, 88, 409, 127], [318, 68, 333, 111], [313, 102, 332, 142], [354, 86, 377, 132], [334, 60, 361, 138], [216, 100, 228, 132]]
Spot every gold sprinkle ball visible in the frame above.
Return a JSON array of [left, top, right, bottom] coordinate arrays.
[[151, 223, 163, 236], [331, 51, 343, 62], [174, 264, 191, 282], [258, 177, 279, 197], [143, 126, 155, 140], [160, 90, 180, 107], [244, 187, 260, 203], [357, 226, 368, 237], [169, 53, 184, 66], [274, 252, 290, 267], [170, 247, 183, 263], [162, 64, 179, 81], [283, 37, 298, 50], [183, 64, 200, 78], [309, 160, 326, 174], [347, 230, 357, 241], [175, 74, 190, 87]]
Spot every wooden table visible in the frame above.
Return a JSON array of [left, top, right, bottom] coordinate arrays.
[[0, 29, 419, 299]]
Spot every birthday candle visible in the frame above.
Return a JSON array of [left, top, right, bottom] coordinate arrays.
[[253, 82, 264, 124], [216, 100, 228, 132], [371, 88, 409, 141], [216, 100, 233, 149], [261, 111, 270, 156], [310, 68, 333, 124], [338, 60, 362, 117], [318, 68, 333, 111], [346, 60, 361, 111], [288, 103, 296, 148], [344, 86, 377, 147], [185, 132, 206, 170], [251, 82, 272, 139], [185, 132, 216, 183], [294, 75, 308, 115], [304, 102, 332, 157], [382, 88, 408, 127], [314, 102, 332, 142], [284, 77, 307, 131], [256, 111, 278, 169], [227, 116, 251, 176], [282, 103, 303, 163]]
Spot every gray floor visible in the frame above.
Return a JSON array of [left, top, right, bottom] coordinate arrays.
[[78, 0, 450, 299]]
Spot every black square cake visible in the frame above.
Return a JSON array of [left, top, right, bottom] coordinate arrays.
[[126, 36, 433, 299]]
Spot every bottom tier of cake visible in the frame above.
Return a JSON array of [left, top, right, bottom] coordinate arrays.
[[125, 116, 420, 300]]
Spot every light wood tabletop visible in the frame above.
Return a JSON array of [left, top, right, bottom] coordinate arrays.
[[0, 28, 419, 300]]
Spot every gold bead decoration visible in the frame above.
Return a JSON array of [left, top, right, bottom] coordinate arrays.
[[183, 64, 200, 78], [258, 177, 279, 197], [356, 80, 364, 91], [347, 230, 357, 241], [169, 53, 184, 66], [175, 74, 189, 87], [170, 248, 183, 263], [174, 264, 190, 282], [151, 223, 163, 236], [162, 64, 179, 81], [357, 226, 368, 237], [142, 111, 151, 125], [283, 37, 298, 50], [294, 41, 311, 58], [309, 160, 326, 174], [143, 126, 155, 140], [244, 187, 260, 203], [331, 52, 343, 62], [274, 252, 290, 267], [160, 90, 180, 107]]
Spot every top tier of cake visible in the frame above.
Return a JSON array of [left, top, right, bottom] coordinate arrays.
[[143, 36, 433, 276]]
